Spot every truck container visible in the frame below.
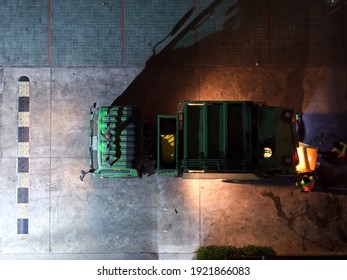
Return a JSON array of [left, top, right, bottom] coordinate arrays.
[[158, 101, 299, 180]]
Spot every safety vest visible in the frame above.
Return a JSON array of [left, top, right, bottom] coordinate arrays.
[[300, 176, 315, 192], [331, 141, 347, 158]]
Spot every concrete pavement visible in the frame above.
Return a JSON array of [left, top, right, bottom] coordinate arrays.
[[0, 67, 346, 259]]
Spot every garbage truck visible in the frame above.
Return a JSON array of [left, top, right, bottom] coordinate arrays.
[[80, 101, 317, 181]]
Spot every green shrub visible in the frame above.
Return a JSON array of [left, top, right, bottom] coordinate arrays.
[[238, 245, 276, 258], [197, 245, 276, 260], [197, 245, 238, 260]]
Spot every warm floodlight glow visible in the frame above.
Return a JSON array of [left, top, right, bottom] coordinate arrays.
[[296, 142, 318, 173]]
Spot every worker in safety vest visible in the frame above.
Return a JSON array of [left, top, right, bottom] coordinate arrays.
[[296, 175, 315, 192], [331, 141, 347, 158]]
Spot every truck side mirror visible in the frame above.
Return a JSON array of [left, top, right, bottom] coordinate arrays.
[[90, 103, 97, 115], [80, 170, 86, 181]]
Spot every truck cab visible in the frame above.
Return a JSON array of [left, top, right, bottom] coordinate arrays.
[[80, 104, 141, 180]]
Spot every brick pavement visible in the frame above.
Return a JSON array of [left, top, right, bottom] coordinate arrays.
[[0, 0, 344, 67]]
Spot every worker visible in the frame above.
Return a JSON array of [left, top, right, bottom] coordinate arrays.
[[296, 175, 315, 192], [318, 140, 347, 160], [331, 141, 347, 158]]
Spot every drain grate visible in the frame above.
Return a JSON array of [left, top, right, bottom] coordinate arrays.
[[17, 76, 30, 238]]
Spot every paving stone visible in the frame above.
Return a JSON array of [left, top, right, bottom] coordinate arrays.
[[0, 0, 345, 67]]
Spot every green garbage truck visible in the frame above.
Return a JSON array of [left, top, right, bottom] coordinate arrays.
[[80, 101, 302, 181]]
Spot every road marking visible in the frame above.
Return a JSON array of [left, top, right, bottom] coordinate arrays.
[[17, 76, 30, 239], [18, 112, 30, 127]]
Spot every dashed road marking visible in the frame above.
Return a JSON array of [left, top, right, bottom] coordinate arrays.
[[17, 76, 30, 239], [18, 142, 30, 157], [18, 112, 30, 127]]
